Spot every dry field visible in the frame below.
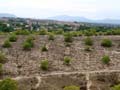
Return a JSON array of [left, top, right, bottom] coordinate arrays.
[[0, 35, 120, 90]]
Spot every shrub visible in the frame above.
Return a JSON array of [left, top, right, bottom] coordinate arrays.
[[14, 30, 30, 35], [65, 43, 71, 47], [3, 40, 11, 48], [40, 60, 49, 70], [64, 56, 71, 65], [64, 33, 73, 42], [101, 55, 111, 64], [84, 37, 93, 46], [111, 84, 120, 90], [23, 42, 32, 50], [48, 33, 54, 40], [26, 36, 34, 47], [23, 36, 34, 50], [101, 39, 112, 47], [0, 78, 18, 90], [0, 64, 3, 74], [0, 52, 6, 64], [39, 29, 48, 35], [41, 45, 48, 52], [9, 34, 17, 42], [84, 46, 92, 52], [64, 85, 80, 90]]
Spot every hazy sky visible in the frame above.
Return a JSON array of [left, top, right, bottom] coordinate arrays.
[[0, 0, 120, 19]]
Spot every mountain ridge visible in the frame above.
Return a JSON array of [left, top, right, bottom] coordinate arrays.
[[0, 13, 16, 18], [48, 15, 120, 24]]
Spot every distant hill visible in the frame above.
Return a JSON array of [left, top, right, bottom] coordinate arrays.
[[48, 15, 120, 24], [0, 13, 16, 18]]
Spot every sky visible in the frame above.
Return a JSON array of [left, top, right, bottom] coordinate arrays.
[[0, 0, 120, 19]]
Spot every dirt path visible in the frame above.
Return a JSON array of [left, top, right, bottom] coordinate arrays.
[[1, 70, 120, 90]]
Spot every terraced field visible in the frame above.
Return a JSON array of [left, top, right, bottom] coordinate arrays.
[[0, 35, 120, 90]]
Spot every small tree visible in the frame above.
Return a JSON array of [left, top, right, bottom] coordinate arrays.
[[84, 46, 92, 52], [101, 55, 111, 64], [101, 39, 112, 47], [64, 56, 71, 65], [48, 33, 54, 40], [9, 34, 17, 42], [22, 36, 34, 50], [0, 78, 18, 90], [41, 45, 48, 52], [64, 33, 73, 42], [84, 37, 93, 46], [40, 60, 49, 70], [0, 52, 6, 63], [3, 40, 11, 48], [111, 84, 120, 90], [23, 42, 32, 50], [39, 29, 48, 35], [64, 85, 80, 90]]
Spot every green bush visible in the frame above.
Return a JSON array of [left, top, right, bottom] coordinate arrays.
[[101, 55, 111, 64], [101, 39, 112, 47], [111, 84, 120, 90], [0, 78, 18, 90], [0, 52, 6, 64], [40, 60, 49, 70], [0, 64, 3, 74], [84, 46, 92, 52], [64, 33, 73, 42], [14, 30, 30, 35], [84, 37, 93, 46], [23, 36, 34, 50], [3, 40, 11, 48], [23, 42, 32, 50], [64, 56, 71, 65], [48, 33, 54, 40], [26, 36, 34, 47], [39, 29, 48, 35], [64, 85, 80, 90], [9, 34, 17, 42], [41, 45, 48, 52]]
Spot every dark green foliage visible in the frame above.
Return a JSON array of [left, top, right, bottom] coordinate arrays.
[[84, 37, 93, 46], [63, 85, 80, 90], [111, 84, 120, 90], [41, 45, 48, 52], [0, 22, 14, 32], [101, 55, 111, 64], [0, 78, 18, 90], [40, 60, 49, 70], [101, 39, 112, 47], [3, 40, 11, 48], [0, 52, 6, 64], [64, 33, 73, 42], [64, 57, 71, 65], [9, 34, 17, 42]]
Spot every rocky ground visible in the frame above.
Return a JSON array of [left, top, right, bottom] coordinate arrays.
[[0, 35, 120, 90]]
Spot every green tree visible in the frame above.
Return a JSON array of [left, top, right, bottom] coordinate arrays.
[[0, 78, 18, 90]]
